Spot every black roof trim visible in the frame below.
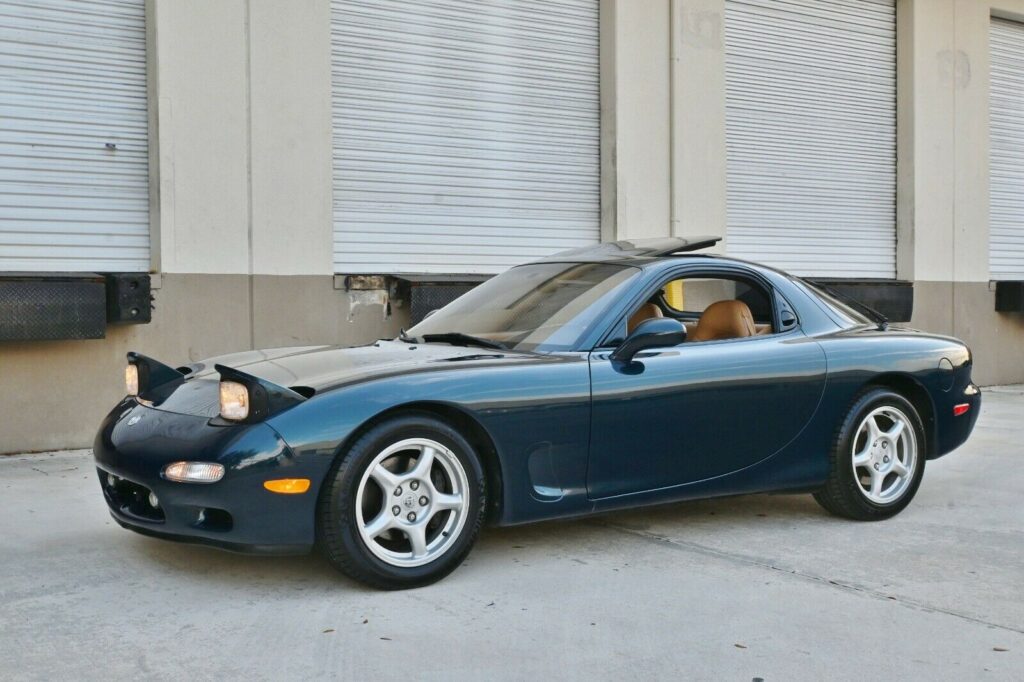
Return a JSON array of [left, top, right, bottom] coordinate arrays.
[[544, 236, 722, 261]]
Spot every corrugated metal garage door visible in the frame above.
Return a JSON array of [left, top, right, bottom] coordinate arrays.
[[0, 0, 150, 272], [990, 17, 1024, 280], [330, 0, 600, 275], [724, 0, 896, 278]]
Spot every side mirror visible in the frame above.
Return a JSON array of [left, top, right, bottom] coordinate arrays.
[[610, 317, 687, 363]]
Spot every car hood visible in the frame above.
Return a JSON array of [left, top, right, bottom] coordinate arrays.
[[147, 341, 535, 418]]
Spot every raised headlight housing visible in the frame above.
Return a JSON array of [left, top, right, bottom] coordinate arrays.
[[213, 364, 309, 424], [125, 363, 139, 397], [219, 380, 250, 421]]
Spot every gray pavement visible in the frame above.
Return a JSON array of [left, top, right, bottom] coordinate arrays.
[[1, 387, 1022, 681]]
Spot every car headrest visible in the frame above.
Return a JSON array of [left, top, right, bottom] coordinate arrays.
[[690, 300, 756, 342], [627, 302, 663, 333]]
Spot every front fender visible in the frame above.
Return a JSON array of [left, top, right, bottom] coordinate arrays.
[[266, 356, 593, 525]]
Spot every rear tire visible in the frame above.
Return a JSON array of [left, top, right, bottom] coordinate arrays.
[[814, 388, 926, 521], [317, 413, 486, 589]]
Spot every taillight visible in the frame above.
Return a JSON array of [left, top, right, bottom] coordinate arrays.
[[953, 403, 970, 417]]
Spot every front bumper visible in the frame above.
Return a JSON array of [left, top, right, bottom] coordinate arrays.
[[94, 398, 332, 555], [108, 513, 308, 556]]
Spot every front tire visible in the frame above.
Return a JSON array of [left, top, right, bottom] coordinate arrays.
[[318, 413, 486, 589], [814, 388, 926, 521]]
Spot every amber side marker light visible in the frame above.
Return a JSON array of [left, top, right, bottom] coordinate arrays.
[[264, 478, 311, 494], [953, 403, 971, 416]]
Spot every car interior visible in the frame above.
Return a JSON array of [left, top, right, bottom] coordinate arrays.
[[626, 275, 776, 342]]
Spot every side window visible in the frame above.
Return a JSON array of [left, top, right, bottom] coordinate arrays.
[[622, 274, 778, 343]]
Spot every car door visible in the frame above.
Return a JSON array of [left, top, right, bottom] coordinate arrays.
[[586, 284, 827, 500]]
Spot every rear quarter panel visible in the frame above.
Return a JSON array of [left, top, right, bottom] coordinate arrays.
[[813, 327, 977, 460]]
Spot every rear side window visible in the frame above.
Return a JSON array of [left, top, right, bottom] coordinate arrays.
[[799, 279, 872, 326], [661, 278, 773, 325]]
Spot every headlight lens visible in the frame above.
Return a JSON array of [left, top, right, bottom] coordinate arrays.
[[219, 380, 249, 421], [163, 461, 225, 483], [125, 363, 139, 396]]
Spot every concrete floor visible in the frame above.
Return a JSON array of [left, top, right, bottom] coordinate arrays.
[[1, 388, 1022, 681]]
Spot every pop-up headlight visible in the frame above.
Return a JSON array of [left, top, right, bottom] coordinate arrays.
[[125, 363, 140, 397], [219, 380, 250, 421]]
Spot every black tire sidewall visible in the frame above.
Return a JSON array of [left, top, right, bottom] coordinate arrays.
[[318, 413, 486, 589], [829, 389, 927, 519]]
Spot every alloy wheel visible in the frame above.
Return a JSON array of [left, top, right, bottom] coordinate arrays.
[[851, 405, 918, 505], [354, 437, 469, 568]]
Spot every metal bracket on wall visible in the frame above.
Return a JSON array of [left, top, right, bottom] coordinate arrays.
[[105, 273, 153, 324], [994, 281, 1024, 313], [0, 273, 107, 341], [338, 274, 389, 291], [0, 273, 154, 341], [394, 275, 491, 326]]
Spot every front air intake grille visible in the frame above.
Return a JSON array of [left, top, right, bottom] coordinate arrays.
[[99, 470, 165, 522]]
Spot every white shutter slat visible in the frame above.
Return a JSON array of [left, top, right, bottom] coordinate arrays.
[[331, 0, 600, 275], [725, 0, 896, 278], [990, 18, 1024, 280], [0, 0, 149, 272]]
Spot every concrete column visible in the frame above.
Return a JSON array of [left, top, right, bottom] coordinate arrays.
[[148, 0, 251, 275], [248, 0, 335, 276], [670, 0, 728, 251], [903, 0, 1024, 384], [600, 0, 672, 242], [898, 0, 957, 286]]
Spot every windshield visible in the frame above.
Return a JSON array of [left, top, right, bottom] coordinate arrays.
[[406, 262, 640, 352]]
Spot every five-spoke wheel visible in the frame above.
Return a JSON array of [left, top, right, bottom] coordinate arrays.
[[356, 438, 469, 568], [318, 413, 486, 589], [814, 388, 926, 520], [850, 406, 918, 505]]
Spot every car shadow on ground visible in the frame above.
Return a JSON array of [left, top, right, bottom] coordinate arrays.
[[123, 492, 829, 590]]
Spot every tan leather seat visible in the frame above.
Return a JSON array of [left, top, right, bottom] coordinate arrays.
[[627, 302, 663, 332], [690, 300, 756, 342]]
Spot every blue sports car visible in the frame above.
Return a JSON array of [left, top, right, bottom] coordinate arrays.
[[94, 238, 980, 589]]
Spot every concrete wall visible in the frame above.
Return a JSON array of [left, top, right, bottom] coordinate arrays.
[[602, 0, 1024, 385], [148, 0, 335, 276], [0, 0, 401, 454], [900, 0, 1024, 385], [3, 0, 1024, 453], [0, 274, 402, 453]]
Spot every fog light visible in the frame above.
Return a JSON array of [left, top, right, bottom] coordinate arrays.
[[163, 461, 225, 484], [107, 473, 118, 488], [148, 492, 159, 507]]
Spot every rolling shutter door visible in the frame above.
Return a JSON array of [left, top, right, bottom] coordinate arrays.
[[0, 0, 150, 272], [330, 0, 600, 275], [724, 0, 896, 278], [990, 18, 1024, 280]]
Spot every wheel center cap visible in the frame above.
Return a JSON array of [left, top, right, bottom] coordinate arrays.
[[403, 493, 416, 509]]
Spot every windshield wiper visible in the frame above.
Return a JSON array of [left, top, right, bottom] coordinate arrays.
[[398, 329, 417, 343], [418, 332, 508, 350]]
